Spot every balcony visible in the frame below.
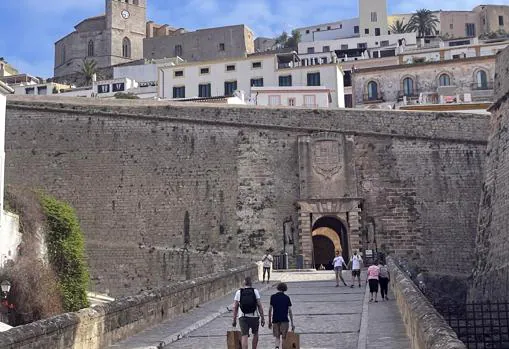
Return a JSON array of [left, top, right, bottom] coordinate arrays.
[[397, 90, 421, 101], [470, 81, 494, 102], [362, 93, 384, 103], [470, 81, 494, 91]]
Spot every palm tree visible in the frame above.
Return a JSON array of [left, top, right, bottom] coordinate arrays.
[[80, 58, 98, 86], [389, 19, 409, 34], [407, 9, 440, 38]]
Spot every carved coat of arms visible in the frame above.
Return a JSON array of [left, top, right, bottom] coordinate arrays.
[[312, 140, 341, 179]]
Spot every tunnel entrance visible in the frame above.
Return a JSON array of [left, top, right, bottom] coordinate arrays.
[[312, 216, 349, 270]]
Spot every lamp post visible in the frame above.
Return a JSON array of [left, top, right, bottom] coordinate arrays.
[[1, 280, 13, 325], [282, 217, 292, 269], [0, 280, 10, 299]]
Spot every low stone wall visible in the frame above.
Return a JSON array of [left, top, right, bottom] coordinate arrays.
[[387, 257, 466, 349], [0, 264, 257, 349]]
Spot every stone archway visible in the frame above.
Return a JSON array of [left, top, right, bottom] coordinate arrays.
[[312, 216, 350, 267], [312, 227, 342, 253]]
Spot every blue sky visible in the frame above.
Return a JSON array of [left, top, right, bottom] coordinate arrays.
[[1, 0, 507, 78]]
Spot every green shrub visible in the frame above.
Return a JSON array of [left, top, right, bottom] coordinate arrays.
[[40, 194, 90, 312]]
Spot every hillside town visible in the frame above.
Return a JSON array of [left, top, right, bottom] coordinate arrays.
[[2, 1, 509, 349], [1, 0, 508, 112]]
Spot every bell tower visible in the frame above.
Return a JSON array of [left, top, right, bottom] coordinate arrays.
[[106, 0, 146, 65]]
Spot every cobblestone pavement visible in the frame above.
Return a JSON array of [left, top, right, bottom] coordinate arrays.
[[109, 271, 411, 349]]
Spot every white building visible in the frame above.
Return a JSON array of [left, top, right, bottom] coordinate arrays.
[[158, 52, 345, 108], [297, 18, 360, 43], [12, 82, 72, 96], [251, 86, 332, 108]]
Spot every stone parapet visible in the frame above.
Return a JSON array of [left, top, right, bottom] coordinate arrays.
[[387, 257, 466, 349], [0, 264, 257, 349]]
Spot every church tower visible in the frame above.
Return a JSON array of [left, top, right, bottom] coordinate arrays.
[[106, 0, 146, 66]]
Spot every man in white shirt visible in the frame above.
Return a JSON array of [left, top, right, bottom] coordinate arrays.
[[261, 250, 274, 284], [332, 251, 348, 287], [349, 251, 363, 288], [232, 277, 265, 349]]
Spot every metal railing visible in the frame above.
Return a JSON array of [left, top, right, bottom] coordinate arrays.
[[470, 81, 495, 91], [436, 302, 509, 348], [362, 93, 384, 103], [273, 254, 289, 270]]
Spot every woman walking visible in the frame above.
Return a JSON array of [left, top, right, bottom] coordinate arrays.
[[366, 261, 380, 302], [378, 261, 390, 301]]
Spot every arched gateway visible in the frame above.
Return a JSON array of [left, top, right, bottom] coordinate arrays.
[[297, 132, 362, 269]]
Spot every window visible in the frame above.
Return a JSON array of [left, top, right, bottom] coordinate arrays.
[[88, 40, 94, 57], [269, 95, 281, 106], [466, 23, 476, 37], [226, 64, 236, 71], [198, 83, 211, 98], [340, 24, 343, 29], [307, 47, 315, 54], [200, 67, 210, 75], [439, 73, 451, 86], [365, 28, 370, 34], [224, 81, 237, 96], [341, 44, 348, 50], [25, 87, 35, 95], [371, 12, 378, 22], [252, 61, 262, 69], [367, 81, 378, 100], [307, 72, 320, 86], [112, 83, 125, 92], [327, 26, 332, 30], [288, 98, 296, 106], [173, 86, 185, 98], [174, 44, 183, 57], [476, 70, 488, 89], [323, 46, 330, 52], [380, 40, 389, 47], [344, 94, 353, 108], [375, 28, 381, 36], [321, 57, 327, 64], [358, 42, 367, 49], [304, 95, 316, 107], [219, 43, 225, 51], [279, 75, 292, 87], [174, 70, 184, 77], [354, 26, 359, 34], [122, 37, 131, 58], [38, 86, 48, 95], [344, 71, 352, 87], [499, 16, 504, 26], [450, 23, 454, 29], [98, 84, 110, 94], [403, 77, 414, 96], [250, 78, 264, 87], [316, 28, 321, 31], [306, 30, 310, 34], [61, 45, 66, 64]]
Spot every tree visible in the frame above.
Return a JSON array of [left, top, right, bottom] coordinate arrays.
[[407, 9, 440, 38], [275, 30, 301, 50], [79, 58, 98, 86], [389, 19, 409, 34]]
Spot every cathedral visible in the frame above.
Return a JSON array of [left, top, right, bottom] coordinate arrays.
[[54, 0, 147, 77]]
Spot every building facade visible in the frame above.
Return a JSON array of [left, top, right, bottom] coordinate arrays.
[[144, 25, 255, 62], [54, 0, 147, 77], [158, 52, 345, 108]]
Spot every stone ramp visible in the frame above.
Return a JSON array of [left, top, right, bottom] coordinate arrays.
[[108, 271, 411, 349]]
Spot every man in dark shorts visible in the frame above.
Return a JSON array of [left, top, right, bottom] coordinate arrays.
[[232, 277, 265, 349], [268, 283, 295, 349]]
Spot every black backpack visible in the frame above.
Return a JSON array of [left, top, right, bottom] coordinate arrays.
[[239, 288, 257, 314]]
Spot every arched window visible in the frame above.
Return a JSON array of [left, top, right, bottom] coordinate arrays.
[[476, 70, 488, 89], [439, 73, 451, 87], [88, 40, 94, 57], [122, 37, 131, 58], [403, 77, 414, 96], [367, 81, 378, 100]]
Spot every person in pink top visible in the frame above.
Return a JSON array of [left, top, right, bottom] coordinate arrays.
[[366, 261, 380, 303]]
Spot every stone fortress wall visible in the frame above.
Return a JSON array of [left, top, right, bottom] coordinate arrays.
[[471, 46, 509, 302], [5, 96, 488, 296]]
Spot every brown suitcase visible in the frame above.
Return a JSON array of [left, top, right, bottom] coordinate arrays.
[[227, 329, 242, 349], [283, 332, 300, 349]]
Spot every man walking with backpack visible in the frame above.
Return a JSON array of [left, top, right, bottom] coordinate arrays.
[[232, 277, 265, 349]]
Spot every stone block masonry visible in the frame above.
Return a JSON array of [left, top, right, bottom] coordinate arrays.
[[5, 96, 488, 295], [471, 46, 509, 302], [0, 264, 258, 349]]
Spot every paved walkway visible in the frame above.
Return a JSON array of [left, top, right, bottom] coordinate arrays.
[[108, 271, 410, 349]]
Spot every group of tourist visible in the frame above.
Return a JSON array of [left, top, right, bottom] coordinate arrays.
[[231, 277, 294, 349], [333, 250, 391, 302]]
